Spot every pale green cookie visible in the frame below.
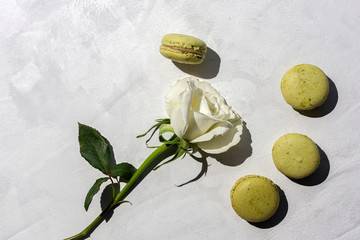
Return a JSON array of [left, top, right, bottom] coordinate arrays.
[[160, 33, 207, 64], [230, 175, 279, 222], [272, 133, 320, 179], [281, 64, 329, 110]]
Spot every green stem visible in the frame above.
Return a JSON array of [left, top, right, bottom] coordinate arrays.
[[64, 141, 178, 240], [114, 140, 178, 203], [64, 204, 114, 240], [108, 174, 116, 200]]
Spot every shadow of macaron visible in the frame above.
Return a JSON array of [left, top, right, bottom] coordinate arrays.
[[173, 47, 221, 79]]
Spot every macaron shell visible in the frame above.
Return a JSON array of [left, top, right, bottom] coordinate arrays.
[[230, 175, 279, 222], [281, 64, 329, 110], [272, 133, 320, 179], [161, 33, 207, 52]]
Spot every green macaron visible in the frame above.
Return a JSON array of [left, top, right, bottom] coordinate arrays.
[[281, 64, 329, 110], [159, 33, 207, 64], [272, 133, 320, 179], [230, 175, 280, 222]]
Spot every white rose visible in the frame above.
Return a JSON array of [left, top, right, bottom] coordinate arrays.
[[165, 77, 243, 154]]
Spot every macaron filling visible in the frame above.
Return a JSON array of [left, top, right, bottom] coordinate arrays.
[[161, 44, 205, 56]]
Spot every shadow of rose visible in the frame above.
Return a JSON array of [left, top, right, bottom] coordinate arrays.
[[177, 122, 252, 187], [211, 122, 252, 166]]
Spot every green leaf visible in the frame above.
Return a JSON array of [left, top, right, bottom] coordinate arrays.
[[153, 146, 185, 170], [84, 177, 109, 211], [136, 119, 170, 145], [116, 200, 132, 206], [101, 183, 120, 214], [78, 123, 112, 175], [110, 162, 137, 183], [153, 138, 190, 171], [159, 124, 174, 135]]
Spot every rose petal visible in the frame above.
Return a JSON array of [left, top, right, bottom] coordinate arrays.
[[165, 77, 244, 154], [190, 120, 232, 143], [169, 89, 193, 138], [196, 79, 220, 97], [182, 111, 225, 141], [190, 90, 212, 116], [170, 107, 187, 138], [196, 119, 243, 154], [165, 77, 193, 117]]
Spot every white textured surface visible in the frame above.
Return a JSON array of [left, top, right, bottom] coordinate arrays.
[[1, 1, 360, 239]]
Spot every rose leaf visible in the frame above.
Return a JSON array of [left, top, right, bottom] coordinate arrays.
[[84, 177, 109, 211], [110, 162, 137, 183], [78, 123, 112, 175]]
